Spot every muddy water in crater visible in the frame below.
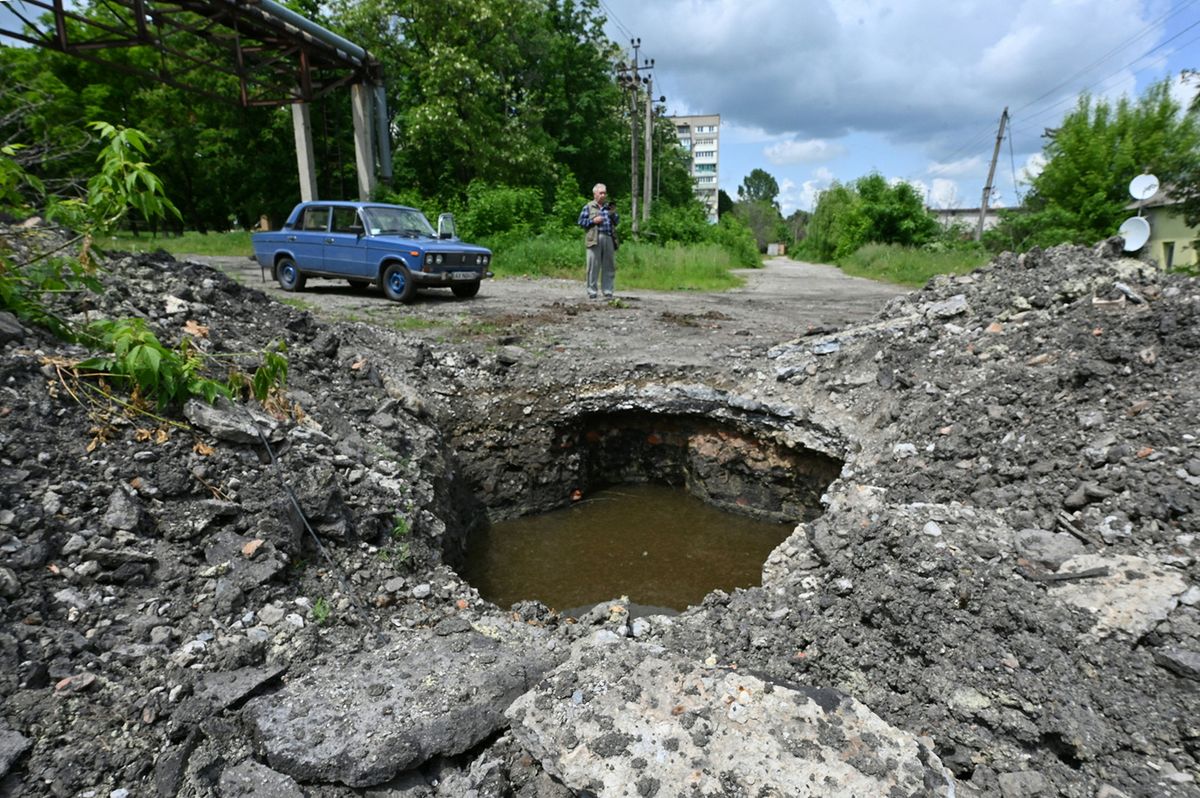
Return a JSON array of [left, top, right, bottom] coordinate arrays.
[[462, 483, 794, 613]]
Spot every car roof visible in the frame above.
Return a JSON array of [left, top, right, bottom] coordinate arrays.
[[297, 201, 420, 212]]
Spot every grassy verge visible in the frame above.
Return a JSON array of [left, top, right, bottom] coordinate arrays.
[[106, 230, 253, 257], [488, 234, 745, 292], [107, 229, 747, 292], [837, 243, 991, 287]]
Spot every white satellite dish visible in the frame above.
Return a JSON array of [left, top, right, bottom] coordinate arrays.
[[1129, 174, 1160, 201], [1118, 216, 1151, 251]]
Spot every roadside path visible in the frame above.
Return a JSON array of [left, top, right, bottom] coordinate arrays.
[[196, 255, 907, 369]]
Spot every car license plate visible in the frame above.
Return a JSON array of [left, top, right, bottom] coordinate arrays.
[[451, 271, 476, 280]]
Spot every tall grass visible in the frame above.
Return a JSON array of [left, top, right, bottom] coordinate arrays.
[[488, 234, 745, 292], [107, 230, 253, 257], [106, 228, 748, 293], [838, 243, 990, 287]]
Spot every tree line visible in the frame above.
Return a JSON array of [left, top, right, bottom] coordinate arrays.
[[0, 0, 703, 240], [723, 76, 1198, 266]]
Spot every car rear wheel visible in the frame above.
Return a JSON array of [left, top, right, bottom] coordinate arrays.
[[276, 257, 306, 291], [382, 262, 416, 303], [451, 281, 481, 299]]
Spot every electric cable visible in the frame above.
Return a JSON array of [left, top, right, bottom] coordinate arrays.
[[1012, 0, 1198, 116]]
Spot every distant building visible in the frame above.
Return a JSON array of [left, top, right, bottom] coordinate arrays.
[[667, 114, 720, 223], [929, 207, 1004, 233], [1127, 187, 1197, 270]]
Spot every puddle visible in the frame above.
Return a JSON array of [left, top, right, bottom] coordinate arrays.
[[460, 482, 794, 613]]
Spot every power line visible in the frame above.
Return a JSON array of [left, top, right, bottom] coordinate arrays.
[[1012, 0, 1198, 116], [935, 6, 1200, 207], [598, 0, 635, 43]]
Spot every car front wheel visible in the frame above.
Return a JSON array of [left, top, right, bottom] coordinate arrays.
[[382, 262, 416, 303], [451, 281, 481, 299], [276, 257, 306, 291]]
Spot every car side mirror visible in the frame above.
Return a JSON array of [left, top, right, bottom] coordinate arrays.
[[437, 213, 456, 240]]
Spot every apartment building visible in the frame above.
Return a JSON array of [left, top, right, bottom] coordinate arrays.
[[667, 113, 720, 223]]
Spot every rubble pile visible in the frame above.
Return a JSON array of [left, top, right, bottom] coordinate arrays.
[[0, 230, 1196, 797]]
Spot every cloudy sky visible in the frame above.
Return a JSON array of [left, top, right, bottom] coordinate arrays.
[[598, 0, 1200, 214]]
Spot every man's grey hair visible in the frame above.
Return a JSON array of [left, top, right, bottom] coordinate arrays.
[[593, 183, 607, 193]]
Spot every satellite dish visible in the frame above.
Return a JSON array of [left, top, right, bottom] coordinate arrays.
[[1118, 216, 1150, 251], [1129, 174, 1160, 201]]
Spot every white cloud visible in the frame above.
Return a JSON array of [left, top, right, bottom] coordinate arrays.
[[1170, 70, 1200, 111], [1021, 153, 1047, 183], [928, 156, 983, 178], [764, 138, 846, 165], [785, 168, 836, 214], [928, 179, 961, 209], [606, 0, 1158, 161]]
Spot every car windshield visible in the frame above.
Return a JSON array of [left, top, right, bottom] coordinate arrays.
[[363, 207, 436, 237]]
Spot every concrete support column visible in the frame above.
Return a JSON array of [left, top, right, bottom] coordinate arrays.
[[291, 103, 318, 202], [351, 83, 376, 201]]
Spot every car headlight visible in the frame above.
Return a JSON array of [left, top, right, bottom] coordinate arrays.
[[424, 253, 434, 265], [435, 254, 444, 265]]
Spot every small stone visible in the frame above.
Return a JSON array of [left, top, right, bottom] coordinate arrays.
[[0, 566, 19, 599], [1154, 648, 1200, 680], [384, 577, 406, 593], [922, 521, 942, 537], [997, 769, 1047, 797], [412, 583, 432, 599], [62, 534, 87, 555], [284, 613, 305, 629], [242, 539, 264, 559], [55, 672, 98, 693], [74, 560, 100, 578]]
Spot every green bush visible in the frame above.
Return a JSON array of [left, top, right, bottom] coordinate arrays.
[[644, 202, 710, 244], [705, 215, 760, 267], [459, 181, 543, 239], [838, 243, 989, 287]]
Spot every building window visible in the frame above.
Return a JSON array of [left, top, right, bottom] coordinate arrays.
[[694, 164, 716, 173]]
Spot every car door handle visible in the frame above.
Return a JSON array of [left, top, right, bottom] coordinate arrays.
[[324, 237, 335, 244], [287, 235, 296, 242]]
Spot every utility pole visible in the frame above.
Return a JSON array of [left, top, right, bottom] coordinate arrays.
[[617, 39, 653, 237], [643, 75, 654, 222], [976, 106, 1009, 242]]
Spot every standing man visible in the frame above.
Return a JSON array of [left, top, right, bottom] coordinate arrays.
[[578, 183, 618, 299]]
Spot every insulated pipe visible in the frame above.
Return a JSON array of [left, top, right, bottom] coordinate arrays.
[[250, 0, 368, 66], [373, 84, 393, 182]]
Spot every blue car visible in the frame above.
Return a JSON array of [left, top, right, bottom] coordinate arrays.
[[252, 201, 493, 303]]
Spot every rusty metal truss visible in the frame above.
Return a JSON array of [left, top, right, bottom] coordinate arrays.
[[0, 0, 381, 107]]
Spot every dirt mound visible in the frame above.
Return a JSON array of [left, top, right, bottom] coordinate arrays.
[[0, 230, 1197, 797]]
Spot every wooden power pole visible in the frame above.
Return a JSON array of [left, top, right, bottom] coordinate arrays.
[[618, 39, 653, 237], [976, 106, 1009, 242]]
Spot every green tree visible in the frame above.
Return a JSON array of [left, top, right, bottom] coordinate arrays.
[[785, 209, 810, 243], [803, 181, 867, 261], [802, 174, 936, 261], [994, 79, 1199, 249], [854, 173, 937, 248], [717, 189, 735, 217], [334, 0, 627, 203], [737, 167, 780, 207]]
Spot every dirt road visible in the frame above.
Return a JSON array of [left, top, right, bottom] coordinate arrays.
[[199, 255, 906, 369]]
